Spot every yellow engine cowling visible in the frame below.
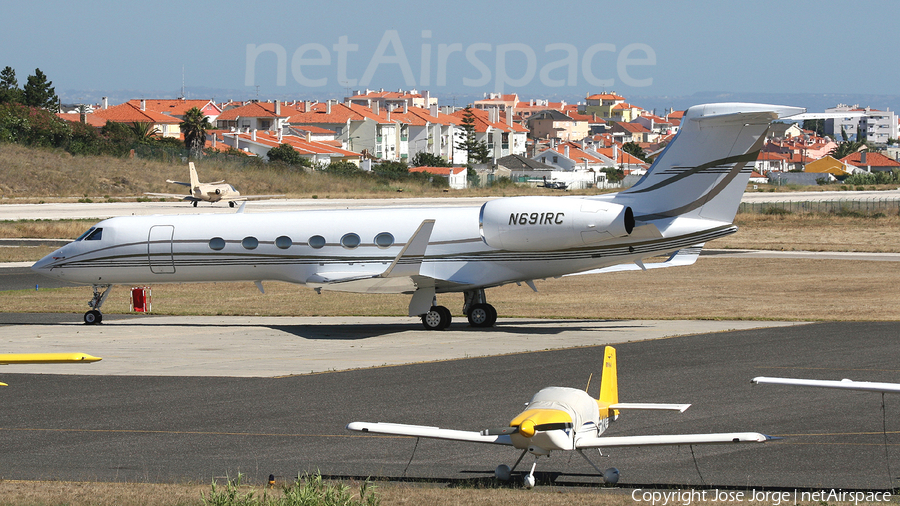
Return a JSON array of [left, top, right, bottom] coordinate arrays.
[[479, 196, 634, 251]]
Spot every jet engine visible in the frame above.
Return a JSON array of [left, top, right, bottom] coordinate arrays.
[[479, 196, 634, 251]]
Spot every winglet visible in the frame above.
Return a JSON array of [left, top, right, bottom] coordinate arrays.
[[380, 219, 435, 279]]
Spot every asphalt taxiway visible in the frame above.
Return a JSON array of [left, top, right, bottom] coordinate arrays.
[[2, 317, 899, 491]]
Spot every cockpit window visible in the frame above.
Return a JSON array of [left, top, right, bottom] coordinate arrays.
[[85, 228, 103, 240], [75, 227, 96, 241]]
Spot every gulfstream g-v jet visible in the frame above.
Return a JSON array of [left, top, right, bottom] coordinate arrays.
[[33, 103, 806, 326]]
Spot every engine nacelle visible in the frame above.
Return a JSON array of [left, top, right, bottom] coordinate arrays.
[[480, 196, 634, 251]]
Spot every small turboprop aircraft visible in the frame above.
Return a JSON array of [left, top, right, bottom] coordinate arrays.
[[145, 162, 283, 207], [34, 103, 808, 326], [0, 353, 101, 386], [752, 377, 900, 393], [348, 346, 774, 488]]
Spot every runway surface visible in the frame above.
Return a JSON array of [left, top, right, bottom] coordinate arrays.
[[1, 318, 898, 491]]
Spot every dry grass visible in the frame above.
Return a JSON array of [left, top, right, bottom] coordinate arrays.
[[719, 212, 900, 252], [7, 257, 900, 321]]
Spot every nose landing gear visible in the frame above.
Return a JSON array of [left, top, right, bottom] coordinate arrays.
[[84, 284, 112, 325]]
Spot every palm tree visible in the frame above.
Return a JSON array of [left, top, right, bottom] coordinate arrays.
[[180, 107, 211, 157], [129, 121, 160, 142]]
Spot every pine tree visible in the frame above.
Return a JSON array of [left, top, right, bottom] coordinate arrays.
[[0, 66, 22, 104], [455, 105, 491, 167], [22, 68, 58, 111]]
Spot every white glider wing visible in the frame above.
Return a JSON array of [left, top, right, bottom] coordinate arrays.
[[576, 432, 773, 449], [347, 422, 513, 445], [752, 376, 900, 394]]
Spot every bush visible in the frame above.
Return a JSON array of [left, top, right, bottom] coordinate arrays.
[[761, 206, 791, 215], [202, 472, 379, 506]]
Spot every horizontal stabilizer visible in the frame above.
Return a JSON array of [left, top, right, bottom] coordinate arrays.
[[566, 245, 703, 277], [576, 432, 774, 449], [609, 402, 691, 412], [752, 376, 900, 394], [347, 422, 513, 445], [165, 180, 190, 186]]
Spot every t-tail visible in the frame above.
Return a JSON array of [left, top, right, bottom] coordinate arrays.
[[614, 103, 805, 224], [188, 162, 201, 190], [598, 346, 619, 420]]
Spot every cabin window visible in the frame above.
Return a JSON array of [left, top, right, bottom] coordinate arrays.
[[241, 236, 259, 250], [275, 236, 292, 249], [308, 235, 326, 249], [374, 232, 394, 248], [209, 237, 226, 250], [340, 233, 360, 249], [75, 227, 96, 241], [84, 228, 103, 241]]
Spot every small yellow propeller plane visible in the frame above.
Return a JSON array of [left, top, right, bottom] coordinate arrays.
[[348, 346, 774, 488], [145, 162, 283, 207], [0, 353, 101, 386]]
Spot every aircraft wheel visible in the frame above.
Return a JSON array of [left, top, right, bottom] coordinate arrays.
[[494, 464, 511, 482], [603, 467, 620, 485], [192, 201, 198, 207], [421, 306, 450, 330], [467, 303, 497, 327], [84, 310, 102, 325], [229, 201, 235, 208]]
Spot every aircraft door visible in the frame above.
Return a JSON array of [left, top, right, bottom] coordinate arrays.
[[148, 225, 176, 274]]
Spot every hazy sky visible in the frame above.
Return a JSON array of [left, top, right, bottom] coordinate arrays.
[[4, 0, 898, 103]]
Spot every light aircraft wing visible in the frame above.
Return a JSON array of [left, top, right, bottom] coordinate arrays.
[[576, 432, 774, 449], [566, 245, 703, 276], [0, 353, 101, 364], [306, 220, 436, 294], [144, 192, 199, 202], [347, 422, 514, 445], [752, 376, 900, 394]]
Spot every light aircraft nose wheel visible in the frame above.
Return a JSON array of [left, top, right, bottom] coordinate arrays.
[[83, 310, 102, 325], [421, 305, 451, 330], [467, 303, 497, 328], [229, 201, 235, 208]]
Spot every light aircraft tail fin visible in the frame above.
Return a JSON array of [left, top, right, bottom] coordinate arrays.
[[617, 103, 805, 224], [189, 162, 200, 190], [598, 346, 619, 419]]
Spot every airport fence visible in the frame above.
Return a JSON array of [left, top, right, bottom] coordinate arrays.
[[738, 197, 900, 214]]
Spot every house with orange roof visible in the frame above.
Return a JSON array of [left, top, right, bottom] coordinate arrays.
[[804, 155, 853, 177], [583, 92, 625, 118], [752, 151, 790, 174], [215, 100, 290, 133], [474, 93, 519, 112], [526, 110, 589, 143], [514, 98, 566, 120], [221, 130, 362, 166], [347, 88, 437, 110], [126, 98, 222, 123], [56, 112, 107, 128], [634, 114, 675, 135], [92, 101, 182, 138], [386, 104, 463, 165], [609, 121, 655, 143], [409, 166, 467, 189], [841, 151, 900, 173]]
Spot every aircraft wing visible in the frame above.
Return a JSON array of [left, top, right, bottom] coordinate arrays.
[[165, 180, 191, 186], [220, 194, 285, 202], [347, 422, 514, 445], [0, 353, 101, 364], [566, 245, 703, 276], [576, 432, 774, 449], [610, 402, 691, 412], [307, 220, 437, 294], [752, 376, 900, 394], [144, 192, 199, 202]]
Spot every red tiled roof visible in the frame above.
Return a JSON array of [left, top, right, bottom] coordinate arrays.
[[409, 166, 466, 175], [56, 113, 107, 128], [93, 103, 180, 124], [216, 102, 288, 121], [229, 131, 360, 157], [586, 93, 624, 100], [126, 99, 220, 117], [841, 151, 900, 167]]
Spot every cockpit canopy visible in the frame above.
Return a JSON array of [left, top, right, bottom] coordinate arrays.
[[75, 227, 103, 241]]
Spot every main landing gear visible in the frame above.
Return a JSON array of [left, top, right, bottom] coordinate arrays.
[[419, 289, 498, 330], [494, 449, 620, 489], [84, 284, 112, 325]]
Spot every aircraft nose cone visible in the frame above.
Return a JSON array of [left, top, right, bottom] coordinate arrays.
[[519, 419, 536, 438]]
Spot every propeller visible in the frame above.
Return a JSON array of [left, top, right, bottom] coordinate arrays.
[[481, 427, 518, 436]]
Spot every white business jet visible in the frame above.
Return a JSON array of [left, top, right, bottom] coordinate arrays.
[[349, 346, 774, 488], [32, 103, 806, 326]]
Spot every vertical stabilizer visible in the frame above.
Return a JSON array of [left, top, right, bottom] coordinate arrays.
[[599, 346, 619, 419], [188, 162, 200, 190]]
